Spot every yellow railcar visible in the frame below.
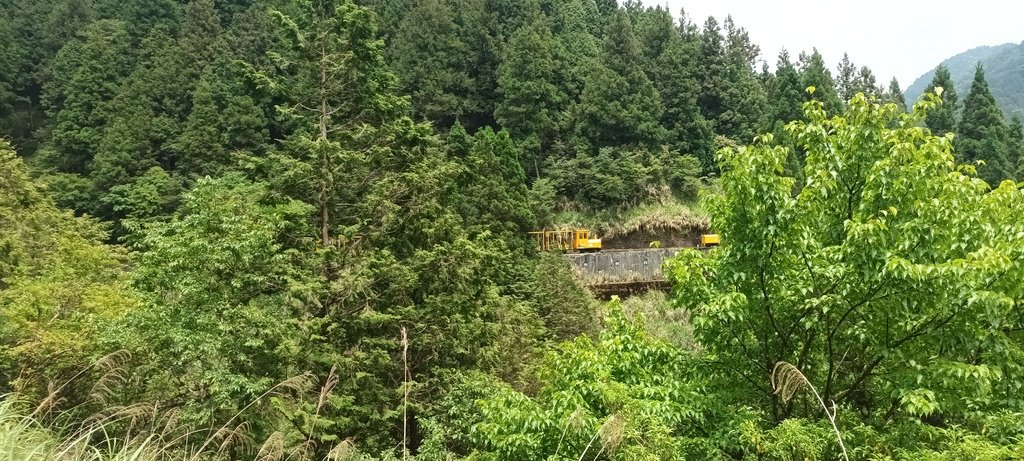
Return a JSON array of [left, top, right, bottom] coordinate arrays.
[[530, 229, 602, 253], [699, 234, 720, 248]]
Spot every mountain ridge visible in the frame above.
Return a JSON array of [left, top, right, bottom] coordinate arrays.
[[905, 42, 1024, 117]]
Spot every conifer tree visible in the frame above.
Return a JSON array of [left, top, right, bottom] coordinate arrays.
[[836, 52, 857, 102], [767, 50, 805, 125], [885, 77, 907, 111], [718, 16, 766, 142], [390, 0, 470, 128], [853, 65, 882, 99], [651, 14, 712, 169], [0, 17, 15, 121], [575, 9, 664, 148], [695, 17, 727, 133], [798, 49, 841, 113], [957, 63, 1012, 185], [1009, 115, 1023, 178], [924, 64, 959, 136], [550, 0, 600, 101], [494, 6, 566, 178], [42, 20, 132, 174]]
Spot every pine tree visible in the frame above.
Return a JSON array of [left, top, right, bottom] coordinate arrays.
[[494, 6, 566, 178], [575, 9, 664, 148], [172, 67, 269, 178], [550, 0, 600, 101], [650, 14, 712, 169], [695, 17, 727, 133], [924, 64, 959, 136], [886, 77, 907, 112], [718, 16, 766, 142], [390, 0, 471, 128], [1009, 115, 1023, 178], [957, 63, 1012, 185], [798, 49, 841, 114], [0, 16, 15, 121], [836, 52, 857, 103], [766, 50, 805, 125], [42, 20, 132, 174], [853, 66, 881, 99]]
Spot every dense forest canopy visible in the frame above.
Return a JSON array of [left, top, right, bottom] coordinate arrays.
[[1, 0, 1023, 459]]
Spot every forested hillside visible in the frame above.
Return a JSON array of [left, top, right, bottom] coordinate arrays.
[[1, 0, 1024, 459], [905, 42, 1024, 117]]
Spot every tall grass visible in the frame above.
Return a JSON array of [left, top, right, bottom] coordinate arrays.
[[0, 397, 160, 461], [549, 197, 710, 239]]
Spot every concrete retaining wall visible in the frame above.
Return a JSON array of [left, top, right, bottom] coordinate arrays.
[[564, 248, 682, 285]]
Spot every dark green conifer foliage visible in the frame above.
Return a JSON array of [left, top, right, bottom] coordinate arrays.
[[886, 77, 907, 112], [718, 16, 766, 142], [172, 68, 269, 178], [650, 13, 713, 170], [767, 50, 805, 125], [836, 52, 857, 102], [443, 0, 501, 130], [853, 65, 881, 99], [695, 16, 727, 133], [957, 64, 1012, 185], [798, 49, 842, 113], [575, 10, 664, 148], [0, 17, 16, 122], [459, 127, 534, 236], [96, 0, 182, 38], [390, 0, 470, 128], [594, 0, 617, 18], [42, 20, 132, 174], [494, 5, 566, 178], [549, 0, 600, 101], [924, 64, 959, 136], [1009, 115, 1023, 178]]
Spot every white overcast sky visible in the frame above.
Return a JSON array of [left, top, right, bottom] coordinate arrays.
[[659, 0, 1024, 87]]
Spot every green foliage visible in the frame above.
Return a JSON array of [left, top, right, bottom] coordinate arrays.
[[957, 64, 1013, 185], [111, 174, 313, 428], [41, 19, 132, 174], [924, 64, 959, 136], [390, 0, 471, 128], [494, 6, 566, 177], [460, 301, 712, 460], [667, 93, 1024, 425], [798, 49, 842, 114], [575, 10, 665, 149], [0, 141, 136, 399], [886, 77, 907, 112]]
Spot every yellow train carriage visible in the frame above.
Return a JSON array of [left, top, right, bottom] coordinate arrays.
[[530, 229, 602, 253]]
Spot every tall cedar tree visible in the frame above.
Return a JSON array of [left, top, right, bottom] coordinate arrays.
[[718, 16, 766, 142], [549, 0, 600, 101], [264, 1, 533, 452], [924, 64, 959, 136], [798, 49, 842, 113], [1009, 116, 1023, 177], [390, 0, 471, 128], [766, 50, 805, 125], [886, 77, 907, 112], [695, 17, 728, 134], [853, 65, 881, 99], [835, 52, 857, 102], [575, 9, 664, 148], [649, 11, 713, 169], [957, 63, 1013, 185], [494, 4, 566, 177], [42, 20, 132, 174]]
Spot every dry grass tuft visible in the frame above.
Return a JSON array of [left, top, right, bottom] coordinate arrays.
[[771, 362, 849, 461]]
